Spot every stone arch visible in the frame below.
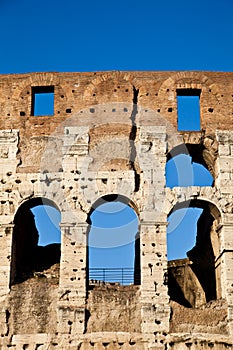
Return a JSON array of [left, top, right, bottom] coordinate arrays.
[[166, 143, 215, 182], [83, 72, 143, 107], [158, 71, 222, 102], [167, 199, 222, 307], [12, 72, 68, 117], [84, 71, 142, 98], [181, 133, 219, 178], [10, 197, 61, 285], [157, 72, 223, 133], [13, 195, 62, 218], [88, 193, 139, 217], [169, 198, 221, 220], [164, 187, 223, 220], [87, 194, 140, 286], [12, 72, 59, 100]]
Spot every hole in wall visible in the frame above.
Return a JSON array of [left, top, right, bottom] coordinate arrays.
[[177, 89, 201, 131], [31, 86, 54, 116]]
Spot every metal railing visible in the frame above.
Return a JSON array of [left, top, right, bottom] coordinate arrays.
[[88, 267, 140, 285]]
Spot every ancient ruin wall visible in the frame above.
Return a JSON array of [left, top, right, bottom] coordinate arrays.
[[0, 71, 232, 349]]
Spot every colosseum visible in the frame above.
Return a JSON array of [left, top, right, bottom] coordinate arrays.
[[0, 71, 232, 349]]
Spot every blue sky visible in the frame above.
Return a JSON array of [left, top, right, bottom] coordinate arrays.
[[2, 0, 232, 278], [0, 0, 233, 74]]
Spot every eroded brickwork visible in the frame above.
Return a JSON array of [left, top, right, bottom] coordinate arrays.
[[0, 71, 232, 349]]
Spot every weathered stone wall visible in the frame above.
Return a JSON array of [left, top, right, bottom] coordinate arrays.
[[0, 71, 232, 349], [8, 264, 59, 335], [0, 71, 232, 172], [86, 284, 141, 333]]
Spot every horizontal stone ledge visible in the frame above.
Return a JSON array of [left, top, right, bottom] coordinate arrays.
[[12, 333, 48, 344]]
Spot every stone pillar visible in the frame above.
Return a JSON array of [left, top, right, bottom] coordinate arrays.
[[58, 222, 88, 335], [58, 125, 90, 335], [215, 131, 233, 335], [0, 224, 13, 337], [219, 220, 233, 335], [211, 225, 222, 301], [137, 125, 170, 346], [0, 224, 13, 295], [0, 129, 19, 175], [0, 130, 19, 290], [140, 221, 170, 338], [215, 130, 233, 193]]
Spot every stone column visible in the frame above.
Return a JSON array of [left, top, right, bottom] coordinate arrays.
[[57, 125, 90, 335], [215, 131, 233, 335], [219, 219, 233, 335], [0, 224, 13, 337], [140, 221, 170, 339], [58, 222, 88, 335], [215, 130, 233, 192], [0, 224, 13, 294], [137, 125, 170, 344]]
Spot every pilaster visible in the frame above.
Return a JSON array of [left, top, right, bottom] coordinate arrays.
[[140, 220, 170, 336], [58, 222, 88, 335]]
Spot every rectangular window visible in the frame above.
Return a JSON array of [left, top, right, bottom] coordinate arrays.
[[31, 86, 54, 116], [177, 89, 201, 131]]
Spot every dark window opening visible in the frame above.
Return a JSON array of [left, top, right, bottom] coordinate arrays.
[[167, 200, 221, 308], [11, 198, 61, 285], [177, 89, 201, 131], [87, 194, 140, 287], [31, 86, 54, 116]]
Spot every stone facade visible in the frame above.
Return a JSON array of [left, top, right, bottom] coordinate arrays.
[[0, 71, 232, 349]]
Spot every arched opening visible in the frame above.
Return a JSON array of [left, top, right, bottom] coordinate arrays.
[[87, 194, 140, 286], [167, 207, 203, 261], [11, 198, 61, 285], [167, 200, 221, 308], [166, 144, 214, 187]]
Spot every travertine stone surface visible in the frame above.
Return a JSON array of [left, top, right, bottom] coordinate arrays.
[[0, 71, 232, 349]]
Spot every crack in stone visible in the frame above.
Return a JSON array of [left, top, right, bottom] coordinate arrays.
[[129, 86, 140, 192]]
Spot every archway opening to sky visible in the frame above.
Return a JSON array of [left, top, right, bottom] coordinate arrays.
[[167, 207, 203, 261], [11, 198, 61, 285], [166, 154, 214, 187], [167, 200, 221, 307], [87, 194, 140, 286], [166, 144, 214, 188]]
